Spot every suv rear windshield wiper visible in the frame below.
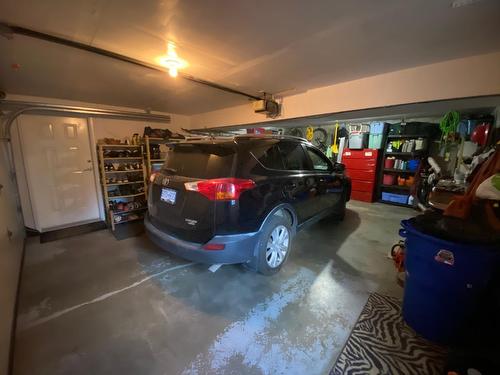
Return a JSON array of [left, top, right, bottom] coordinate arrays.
[[162, 167, 178, 174]]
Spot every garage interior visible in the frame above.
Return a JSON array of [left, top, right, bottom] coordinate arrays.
[[1, 1, 500, 375]]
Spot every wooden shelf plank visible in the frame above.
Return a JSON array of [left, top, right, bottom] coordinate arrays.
[[108, 192, 145, 199], [98, 144, 142, 148], [103, 157, 143, 160], [111, 207, 147, 215], [105, 181, 144, 187], [105, 169, 143, 174]]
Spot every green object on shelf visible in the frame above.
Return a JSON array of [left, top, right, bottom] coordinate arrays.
[[439, 111, 460, 141]]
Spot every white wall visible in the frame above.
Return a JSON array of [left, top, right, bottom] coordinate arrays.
[[190, 52, 500, 129], [0, 140, 25, 375], [5, 96, 190, 230]]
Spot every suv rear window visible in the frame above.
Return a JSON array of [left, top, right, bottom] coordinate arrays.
[[253, 144, 285, 170], [251, 141, 308, 171], [161, 144, 235, 178], [279, 142, 308, 170]]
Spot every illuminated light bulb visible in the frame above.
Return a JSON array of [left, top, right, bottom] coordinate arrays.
[[157, 41, 187, 78], [169, 67, 178, 77]]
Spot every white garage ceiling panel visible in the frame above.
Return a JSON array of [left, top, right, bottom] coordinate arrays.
[[1, 0, 500, 114]]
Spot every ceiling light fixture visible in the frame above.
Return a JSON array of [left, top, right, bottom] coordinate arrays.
[[159, 42, 187, 78]]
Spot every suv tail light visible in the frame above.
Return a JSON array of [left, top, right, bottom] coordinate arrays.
[[184, 178, 256, 201]]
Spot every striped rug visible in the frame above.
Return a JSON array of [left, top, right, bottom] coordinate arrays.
[[331, 293, 448, 375]]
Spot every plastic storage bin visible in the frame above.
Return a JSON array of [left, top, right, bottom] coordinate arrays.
[[383, 174, 395, 185], [370, 121, 387, 135], [384, 157, 395, 169], [381, 192, 409, 204], [342, 149, 379, 202], [408, 159, 420, 171], [368, 134, 383, 149], [399, 220, 500, 344], [348, 133, 369, 149]]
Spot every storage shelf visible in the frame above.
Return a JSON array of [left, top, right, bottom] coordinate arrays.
[[111, 207, 147, 215], [105, 169, 143, 174], [387, 134, 428, 139], [98, 143, 147, 232], [385, 151, 422, 156], [99, 144, 141, 148], [383, 168, 416, 174], [150, 159, 165, 162], [381, 184, 411, 190], [379, 200, 412, 208], [103, 157, 142, 160], [108, 192, 145, 199], [105, 181, 144, 187]]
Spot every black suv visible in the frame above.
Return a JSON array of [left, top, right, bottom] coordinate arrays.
[[145, 135, 351, 274]]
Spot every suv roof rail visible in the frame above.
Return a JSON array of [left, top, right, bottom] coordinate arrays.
[[234, 133, 309, 142]]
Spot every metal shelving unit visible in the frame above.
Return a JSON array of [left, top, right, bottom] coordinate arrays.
[[383, 168, 414, 173], [376, 133, 430, 207], [97, 144, 148, 231]]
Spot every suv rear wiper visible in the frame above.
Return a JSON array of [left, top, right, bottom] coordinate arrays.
[[162, 167, 178, 174]]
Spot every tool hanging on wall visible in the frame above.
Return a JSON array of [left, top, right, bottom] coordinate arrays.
[[312, 128, 328, 151], [306, 126, 314, 141], [288, 128, 304, 138], [332, 122, 339, 154]]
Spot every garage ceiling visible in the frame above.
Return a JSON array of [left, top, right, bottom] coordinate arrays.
[[1, 0, 500, 115]]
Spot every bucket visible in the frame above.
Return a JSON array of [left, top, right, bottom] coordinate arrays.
[[384, 157, 395, 169], [400, 219, 500, 344], [383, 174, 395, 185]]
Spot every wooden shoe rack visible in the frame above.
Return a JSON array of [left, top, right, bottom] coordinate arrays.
[[97, 144, 148, 230]]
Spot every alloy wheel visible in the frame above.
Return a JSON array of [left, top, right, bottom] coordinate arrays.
[[265, 225, 289, 268]]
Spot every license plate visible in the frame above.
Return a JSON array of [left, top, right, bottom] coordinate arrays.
[[161, 188, 177, 204]]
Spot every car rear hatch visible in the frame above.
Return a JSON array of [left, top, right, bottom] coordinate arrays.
[[148, 142, 238, 243]]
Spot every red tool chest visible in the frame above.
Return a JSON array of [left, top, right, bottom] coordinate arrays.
[[342, 149, 379, 202]]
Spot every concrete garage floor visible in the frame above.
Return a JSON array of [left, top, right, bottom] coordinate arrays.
[[13, 201, 411, 375]]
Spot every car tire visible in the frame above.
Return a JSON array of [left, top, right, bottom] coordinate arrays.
[[336, 200, 346, 221], [332, 193, 347, 221], [255, 215, 293, 275]]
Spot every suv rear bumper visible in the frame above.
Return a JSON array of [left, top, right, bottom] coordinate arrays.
[[144, 215, 258, 264]]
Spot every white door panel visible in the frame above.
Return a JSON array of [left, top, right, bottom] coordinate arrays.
[[19, 115, 100, 231]]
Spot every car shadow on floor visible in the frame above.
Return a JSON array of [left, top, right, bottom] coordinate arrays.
[[136, 208, 362, 321]]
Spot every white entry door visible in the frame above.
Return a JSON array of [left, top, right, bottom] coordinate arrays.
[[18, 115, 100, 231]]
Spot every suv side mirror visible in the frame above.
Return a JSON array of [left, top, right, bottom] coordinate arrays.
[[332, 162, 345, 173]]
